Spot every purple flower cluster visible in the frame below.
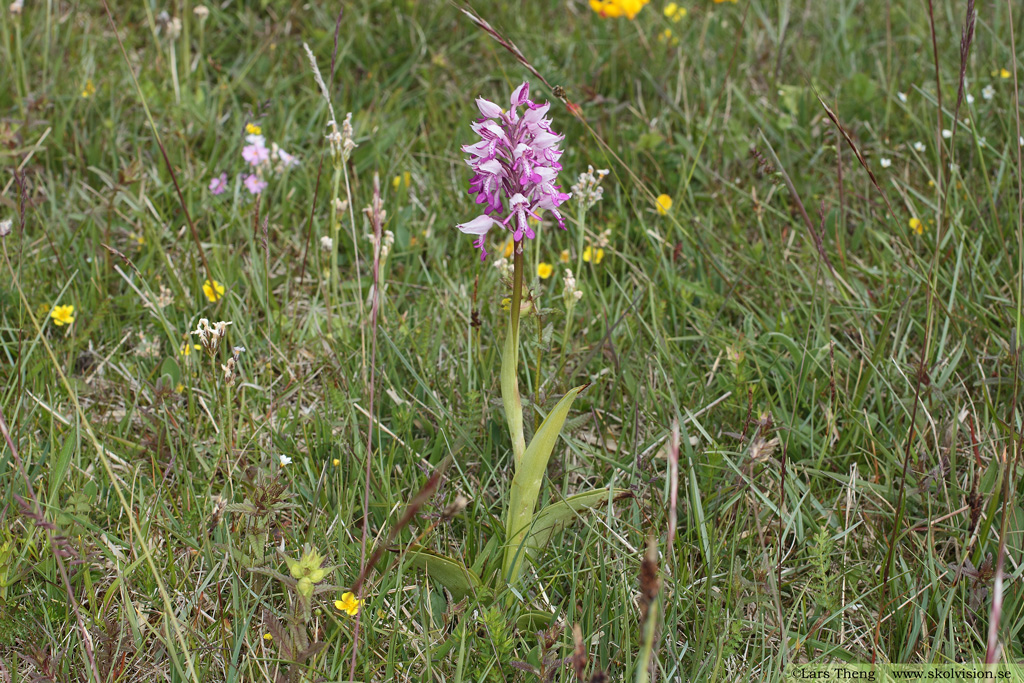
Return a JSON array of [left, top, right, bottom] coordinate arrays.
[[457, 82, 571, 260]]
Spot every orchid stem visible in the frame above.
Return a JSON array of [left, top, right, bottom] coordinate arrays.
[[503, 244, 526, 467]]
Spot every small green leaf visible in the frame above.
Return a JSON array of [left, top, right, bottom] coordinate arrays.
[[528, 488, 633, 552], [48, 436, 76, 503], [503, 384, 588, 585], [515, 610, 554, 632], [404, 546, 482, 599], [159, 357, 181, 385]]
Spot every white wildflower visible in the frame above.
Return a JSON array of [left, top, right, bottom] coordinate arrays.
[[563, 268, 583, 302], [880, 158, 891, 168], [913, 141, 925, 152], [320, 236, 333, 251], [942, 129, 952, 139], [897, 91, 907, 103], [191, 318, 232, 355], [0, 219, 11, 237], [570, 165, 609, 210], [982, 84, 995, 100]]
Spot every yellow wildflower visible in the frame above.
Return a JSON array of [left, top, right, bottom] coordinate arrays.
[[332, 458, 340, 466], [714, 0, 738, 3], [503, 239, 514, 259], [81, 79, 96, 98], [590, 0, 649, 20], [583, 246, 604, 264], [180, 342, 202, 356], [658, 28, 679, 46], [559, 249, 570, 263], [51, 305, 75, 326], [203, 279, 225, 303], [1001, 68, 1011, 79], [246, 123, 262, 135], [501, 297, 512, 311], [656, 194, 673, 215], [392, 172, 412, 190], [664, 2, 686, 21], [263, 633, 273, 641], [909, 217, 924, 235], [335, 592, 362, 617], [537, 262, 553, 279]]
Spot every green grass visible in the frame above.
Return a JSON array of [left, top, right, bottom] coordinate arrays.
[[2, 0, 1024, 680]]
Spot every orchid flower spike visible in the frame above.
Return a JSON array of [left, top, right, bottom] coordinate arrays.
[[456, 82, 571, 260]]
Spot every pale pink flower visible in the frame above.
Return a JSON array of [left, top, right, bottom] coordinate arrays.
[[244, 174, 267, 195], [208, 172, 228, 195], [242, 138, 270, 167]]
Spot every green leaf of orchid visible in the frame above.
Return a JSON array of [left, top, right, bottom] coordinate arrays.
[[503, 384, 588, 585], [404, 545, 482, 600], [527, 488, 633, 553]]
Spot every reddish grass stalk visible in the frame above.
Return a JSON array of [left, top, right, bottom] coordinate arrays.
[[349, 174, 384, 679], [100, 0, 213, 285], [987, 0, 1024, 664], [667, 418, 679, 564], [926, 0, 944, 239], [297, 152, 325, 285]]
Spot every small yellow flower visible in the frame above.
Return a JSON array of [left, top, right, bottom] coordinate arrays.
[[263, 633, 273, 641], [203, 279, 225, 303], [537, 262, 553, 279], [909, 217, 924, 235], [501, 297, 512, 311], [1001, 68, 1012, 79], [335, 591, 362, 617], [332, 458, 340, 466], [582, 246, 604, 264], [589, 0, 649, 19], [714, 0, 738, 3], [664, 2, 686, 21], [81, 79, 96, 98], [503, 239, 514, 259], [559, 249, 570, 263], [392, 172, 412, 191], [130, 231, 145, 246], [180, 342, 202, 356], [50, 305, 75, 326], [175, 383, 185, 393], [656, 194, 673, 215], [246, 123, 262, 135], [658, 28, 679, 46]]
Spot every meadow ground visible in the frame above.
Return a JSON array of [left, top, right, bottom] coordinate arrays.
[[2, 0, 1024, 681]]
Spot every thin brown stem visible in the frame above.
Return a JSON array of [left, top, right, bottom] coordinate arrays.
[[350, 175, 384, 680]]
